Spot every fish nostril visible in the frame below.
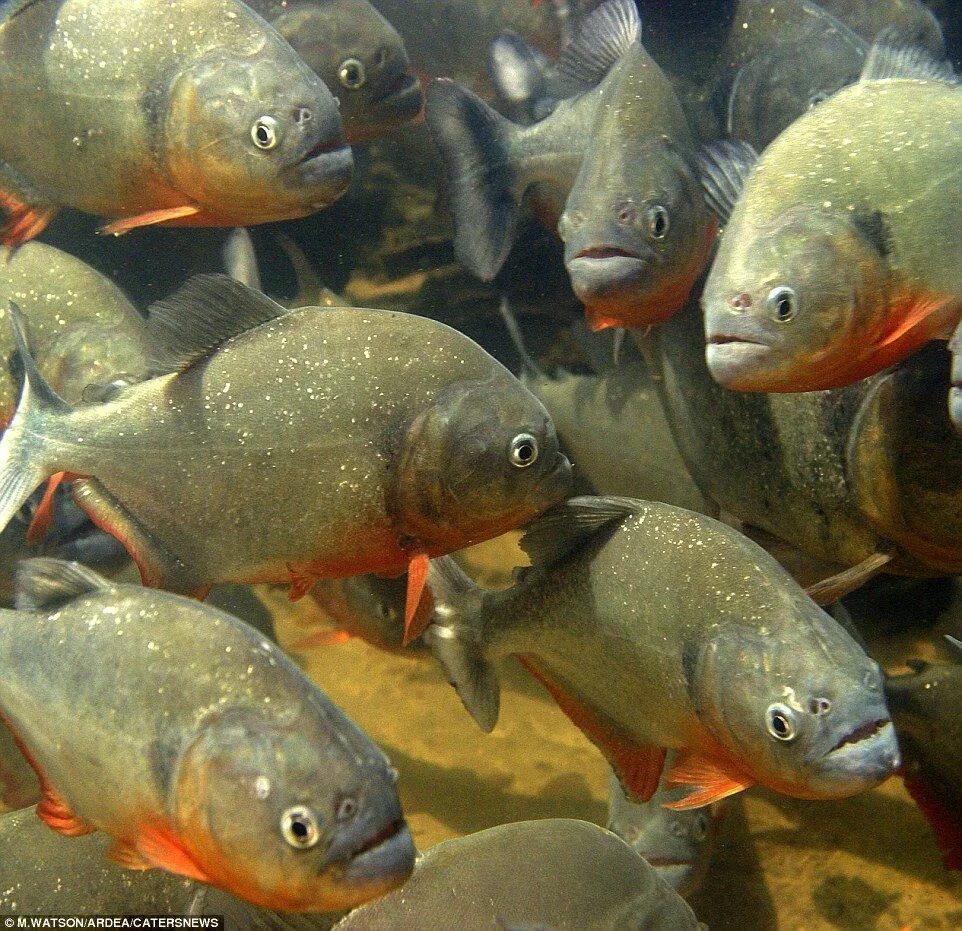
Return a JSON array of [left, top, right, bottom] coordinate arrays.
[[293, 106, 313, 127], [730, 292, 753, 311]]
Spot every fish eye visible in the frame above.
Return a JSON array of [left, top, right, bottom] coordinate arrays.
[[339, 58, 367, 89], [766, 703, 798, 741], [646, 204, 670, 240], [766, 286, 798, 323], [509, 433, 539, 468], [280, 806, 320, 848], [251, 116, 279, 150]]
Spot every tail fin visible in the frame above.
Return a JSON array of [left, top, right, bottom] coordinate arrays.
[[423, 556, 501, 732], [425, 78, 523, 281], [0, 303, 73, 535]]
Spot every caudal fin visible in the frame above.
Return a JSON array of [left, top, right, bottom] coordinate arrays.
[[0, 303, 74, 535], [423, 556, 501, 732], [425, 79, 523, 281]]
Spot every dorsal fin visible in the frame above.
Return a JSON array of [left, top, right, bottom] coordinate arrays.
[[556, 0, 641, 87], [861, 23, 957, 84], [15, 558, 111, 612], [520, 495, 640, 568], [146, 275, 290, 374], [697, 140, 758, 226]]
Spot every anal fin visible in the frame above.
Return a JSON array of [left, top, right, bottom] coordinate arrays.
[[0, 712, 93, 837], [71, 478, 202, 596], [519, 655, 666, 802]]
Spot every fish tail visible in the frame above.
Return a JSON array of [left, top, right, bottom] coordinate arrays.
[[424, 556, 501, 732], [425, 79, 523, 281], [0, 304, 75, 536]]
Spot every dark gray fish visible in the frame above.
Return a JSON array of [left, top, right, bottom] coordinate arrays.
[[333, 819, 702, 930], [649, 297, 962, 590], [607, 757, 722, 897]]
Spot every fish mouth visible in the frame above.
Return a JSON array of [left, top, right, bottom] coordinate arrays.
[[535, 452, 573, 503], [340, 817, 416, 887], [567, 249, 650, 304], [573, 246, 642, 261], [644, 856, 696, 868], [371, 71, 424, 111], [704, 332, 778, 390], [828, 718, 890, 755], [294, 141, 354, 196]]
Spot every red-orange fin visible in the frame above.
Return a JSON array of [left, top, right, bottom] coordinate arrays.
[[37, 782, 95, 836], [403, 551, 431, 646], [107, 838, 154, 871], [99, 205, 201, 237], [136, 822, 210, 882], [294, 628, 353, 650], [877, 293, 951, 349], [0, 711, 93, 837], [663, 748, 754, 809], [902, 772, 962, 870], [0, 188, 56, 250], [26, 472, 67, 545], [288, 565, 316, 602], [519, 656, 667, 802]]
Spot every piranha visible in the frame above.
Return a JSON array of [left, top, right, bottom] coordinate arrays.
[[607, 758, 722, 896], [333, 819, 702, 930], [424, 0, 635, 282], [245, 0, 424, 142], [0, 275, 570, 640], [699, 29, 962, 400], [0, 0, 353, 246], [425, 496, 900, 808], [0, 558, 416, 912], [557, 7, 714, 331], [886, 641, 962, 870]]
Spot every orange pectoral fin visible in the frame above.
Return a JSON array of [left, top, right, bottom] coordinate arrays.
[[403, 551, 431, 647], [135, 822, 210, 883], [294, 628, 353, 650], [26, 472, 67, 545], [99, 205, 201, 237], [663, 747, 754, 809], [519, 656, 667, 802], [877, 293, 951, 349], [288, 564, 317, 602], [0, 189, 56, 250]]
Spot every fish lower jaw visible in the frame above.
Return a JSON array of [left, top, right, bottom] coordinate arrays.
[[813, 720, 901, 791], [704, 339, 779, 390], [337, 818, 416, 890]]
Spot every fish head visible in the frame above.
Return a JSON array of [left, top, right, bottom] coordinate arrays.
[[690, 611, 900, 800], [274, 1, 424, 142], [393, 374, 572, 553], [727, 42, 861, 150], [560, 140, 712, 330], [161, 50, 352, 223], [702, 204, 889, 391], [170, 708, 414, 912]]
